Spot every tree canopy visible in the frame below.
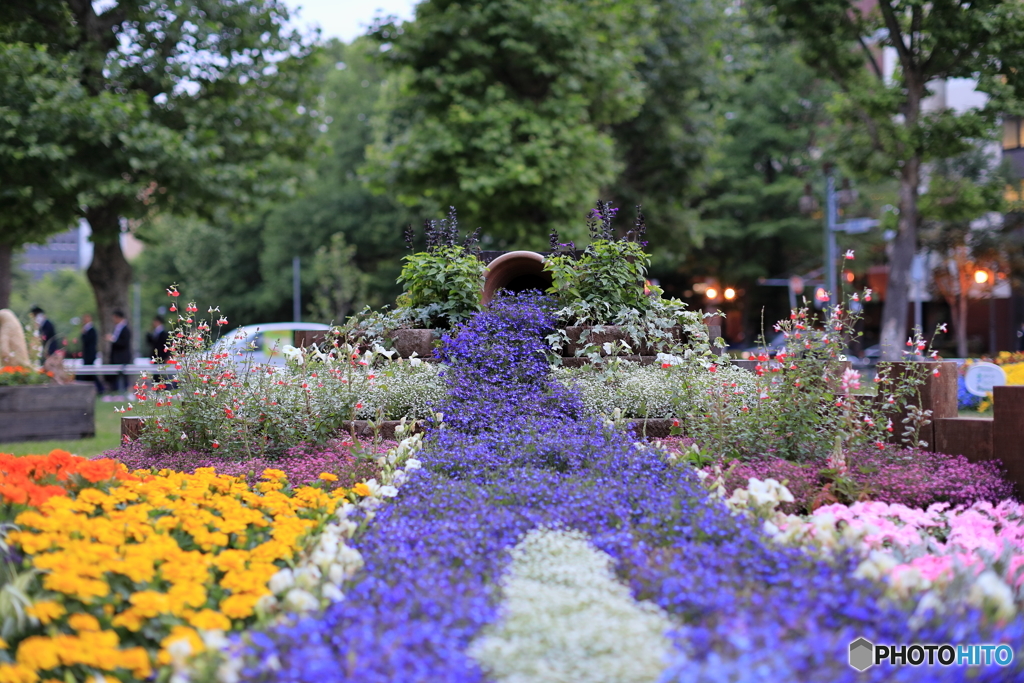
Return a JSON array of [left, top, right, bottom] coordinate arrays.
[[363, 0, 650, 249], [761, 0, 1024, 358], [1, 0, 320, 337]]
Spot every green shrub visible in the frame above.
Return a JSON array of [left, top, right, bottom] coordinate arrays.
[[396, 208, 485, 328]]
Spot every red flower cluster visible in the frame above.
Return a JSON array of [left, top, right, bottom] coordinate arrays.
[[0, 450, 138, 509]]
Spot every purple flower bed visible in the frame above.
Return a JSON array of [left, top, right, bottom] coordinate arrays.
[[109, 437, 387, 488], [714, 447, 1012, 514], [230, 295, 1022, 681]]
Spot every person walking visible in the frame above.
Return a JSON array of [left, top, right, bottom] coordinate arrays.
[[78, 313, 104, 394], [30, 306, 58, 359], [105, 310, 132, 401]]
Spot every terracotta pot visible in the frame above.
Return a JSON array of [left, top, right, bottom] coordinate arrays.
[[482, 251, 553, 304]]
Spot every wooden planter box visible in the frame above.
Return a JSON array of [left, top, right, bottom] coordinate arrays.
[[0, 382, 96, 443]]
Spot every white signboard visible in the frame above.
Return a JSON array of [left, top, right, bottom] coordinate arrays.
[[965, 362, 1007, 397]]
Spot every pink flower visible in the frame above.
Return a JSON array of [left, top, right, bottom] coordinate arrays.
[[840, 368, 861, 392]]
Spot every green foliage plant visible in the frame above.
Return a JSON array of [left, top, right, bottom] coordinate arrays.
[[546, 202, 651, 311], [666, 298, 925, 462], [133, 290, 442, 458], [396, 208, 485, 329], [544, 201, 708, 357]]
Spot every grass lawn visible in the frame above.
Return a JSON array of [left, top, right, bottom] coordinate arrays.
[[1, 397, 122, 457]]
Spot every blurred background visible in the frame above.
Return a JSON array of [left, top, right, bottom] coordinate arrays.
[[4, 0, 1024, 360]]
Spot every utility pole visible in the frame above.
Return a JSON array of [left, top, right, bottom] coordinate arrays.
[[823, 174, 878, 304], [292, 257, 301, 323], [825, 174, 838, 303]]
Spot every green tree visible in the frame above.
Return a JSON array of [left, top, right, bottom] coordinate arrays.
[[307, 232, 367, 324], [680, 12, 833, 338], [364, 0, 648, 248], [761, 0, 1024, 359], [608, 0, 724, 266], [2, 1, 318, 342], [0, 42, 100, 308], [132, 38, 412, 324], [920, 149, 1015, 356]]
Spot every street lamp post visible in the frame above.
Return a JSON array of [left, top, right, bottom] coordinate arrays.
[[823, 173, 878, 304]]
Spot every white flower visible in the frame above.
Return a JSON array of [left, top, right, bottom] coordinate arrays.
[[294, 565, 322, 591], [968, 571, 1016, 621], [336, 544, 365, 578], [469, 528, 673, 683], [201, 629, 230, 651], [364, 478, 398, 498], [322, 583, 345, 602], [284, 588, 319, 612], [281, 344, 302, 360], [218, 655, 244, 683], [166, 635, 194, 669], [268, 568, 295, 594], [854, 550, 899, 582], [405, 457, 422, 471]]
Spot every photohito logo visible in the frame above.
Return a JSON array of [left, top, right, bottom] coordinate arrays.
[[849, 638, 1014, 670]]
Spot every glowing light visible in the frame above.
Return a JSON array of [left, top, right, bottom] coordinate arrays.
[[705, 287, 718, 300], [724, 288, 736, 300], [845, 271, 855, 282], [974, 270, 990, 284]]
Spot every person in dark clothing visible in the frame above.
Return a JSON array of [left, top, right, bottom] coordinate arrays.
[[146, 315, 170, 362], [77, 313, 104, 394], [30, 305, 58, 359], [146, 315, 171, 386], [105, 310, 132, 400]]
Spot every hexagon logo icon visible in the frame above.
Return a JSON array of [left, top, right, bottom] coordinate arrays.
[[849, 637, 874, 671]]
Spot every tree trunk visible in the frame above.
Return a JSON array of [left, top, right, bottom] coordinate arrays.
[[0, 243, 12, 310], [957, 289, 969, 358], [85, 208, 133, 362], [880, 70, 924, 362], [880, 157, 919, 360]]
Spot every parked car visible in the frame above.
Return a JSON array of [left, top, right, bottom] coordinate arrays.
[[213, 322, 332, 366]]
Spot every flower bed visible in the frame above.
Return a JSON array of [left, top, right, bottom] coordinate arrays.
[[0, 448, 410, 683], [657, 438, 1013, 514], [222, 295, 1023, 682], [5, 294, 1022, 682]]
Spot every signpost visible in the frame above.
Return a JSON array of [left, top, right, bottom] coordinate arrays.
[[964, 362, 1007, 398]]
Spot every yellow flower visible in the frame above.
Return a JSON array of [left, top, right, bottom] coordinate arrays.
[[219, 593, 261, 620], [0, 662, 39, 683], [188, 608, 232, 631], [157, 626, 204, 666], [127, 590, 172, 618], [25, 601, 64, 625], [110, 609, 145, 632], [66, 613, 100, 632], [117, 646, 153, 679], [261, 468, 287, 480], [14, 636, 60, 671], [353, 482, 372, 497], [318, 472, 338, 482], [167, 582, 207, 612]]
